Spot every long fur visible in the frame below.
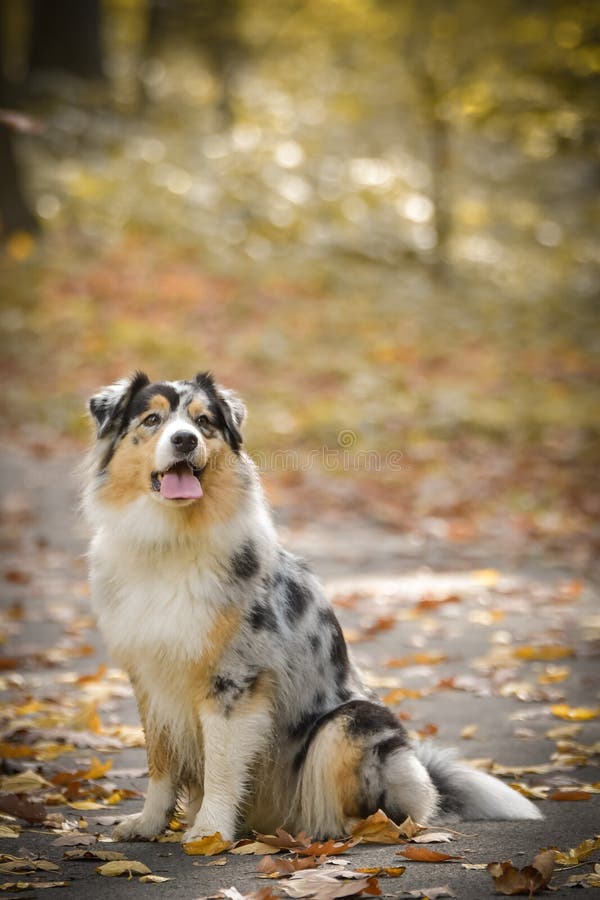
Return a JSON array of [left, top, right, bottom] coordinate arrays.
[[84, 372, 542, 843]]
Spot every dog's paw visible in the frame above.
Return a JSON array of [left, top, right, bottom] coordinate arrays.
[[112, 812, 165, 842]]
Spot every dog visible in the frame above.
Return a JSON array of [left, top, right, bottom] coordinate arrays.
[[83, 371, 542, 843]]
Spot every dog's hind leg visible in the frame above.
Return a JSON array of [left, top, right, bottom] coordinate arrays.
[[293, 700, 438, 838]]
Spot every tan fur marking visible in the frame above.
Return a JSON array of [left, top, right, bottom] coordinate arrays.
[[187, 399, 209, 420], [336, 722, 364, 819], [149, 394, 171, 414], [132, 681, 170, 777], [99, 428, 163, 507]]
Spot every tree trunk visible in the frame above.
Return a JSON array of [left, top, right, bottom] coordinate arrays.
[[29, 0, 104, 79]]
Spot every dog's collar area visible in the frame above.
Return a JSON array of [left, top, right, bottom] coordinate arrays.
[[151, 461, 205, 500]]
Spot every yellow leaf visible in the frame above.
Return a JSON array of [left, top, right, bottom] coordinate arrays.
[[182, 832, 233, 856], [0, 826, 20, 839], [229, 841, 279, 855], [139, 875, 171, 883], [554, 837, 600, 867], [67, 800, 105, 810], [0, 771, 51, 793], [471, 569, 499, 586], [96, 860, 152, 877], [550, 704, 600, 721], [514, 645, 574, 662]]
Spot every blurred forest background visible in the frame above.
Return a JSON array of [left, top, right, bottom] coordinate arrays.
[[0, 0, 598, 564]]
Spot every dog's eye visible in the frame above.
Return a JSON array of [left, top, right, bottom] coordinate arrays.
[[142, 413, 161, 428], [195, 414, 210, 429]]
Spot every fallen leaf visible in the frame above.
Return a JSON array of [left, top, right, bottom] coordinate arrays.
[[549, 789, 591, 801], [550, 704, 600, 721], [193, 857, 228, 866], [0, 856, 59, 874], [460, 725, 478, 739], [397, 847, 463, 863], [401, 888, 455, 899], [182, 832, 233, 856], [254, 829, 312, 850], [278, 869, 380, 899], [52, 832, 97, 846], [0, 794, 46, 824], [230, 840, 283, 855], [64, 849, 126, 861], [355, 866, 405, 877], [0, 881, 70, 891], [553, 836, 600, 866], [487, 849, 554, 895], [471, 569, 499, 586], [513, 646, 574, 662], [412, 832, 455, 844], [544, 723, 581, 740], [96, 859, 152, 877], [0, 771, 51, 793], [0, 825, 20, 839], [350, 809, 421, 843], [297, 839, 357, 857], [563, 867, 600, 888], [52, 756, 113, 786], [383, 687, 424, 704], [258, 854, 322, 876], [386, 652, 448, 669], [139, 874, 171, 882]]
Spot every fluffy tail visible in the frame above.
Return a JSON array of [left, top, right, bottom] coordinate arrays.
[[413, 742, 543, 820]]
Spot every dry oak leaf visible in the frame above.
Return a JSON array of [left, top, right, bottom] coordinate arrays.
[[258, 854, 323, 877], [350, 809, 421, 843], [254, 829, 312, 850], [397, 847, 463, 863], [297, 839, 358, 857], [486, 850, 554, 896], [553, 835, 600, 866], [182, 832, 233, 856], [0, 856, 59, 874], [96, 859, 152, 877], [230, 840, 284, 855], [355, 867, 405, 877]]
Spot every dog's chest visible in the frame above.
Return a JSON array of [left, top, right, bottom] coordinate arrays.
[[92, 549, 227, 662]]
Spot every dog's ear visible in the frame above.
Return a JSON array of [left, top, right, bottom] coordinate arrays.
[[89, 371, 150, 439], [195, 372, 246, 452], [216, 387, 246, 452]]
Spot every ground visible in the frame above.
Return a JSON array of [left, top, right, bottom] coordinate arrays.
[[0, 444, 598, 899]]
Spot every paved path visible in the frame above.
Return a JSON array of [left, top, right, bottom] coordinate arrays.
[[0, 448, 598, 898]]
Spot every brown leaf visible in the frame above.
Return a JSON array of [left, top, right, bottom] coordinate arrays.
[[548, 789, 591, 801], [0, 881, 70, 891], [230, 840, 282, 855], [258, 854, 322, 876], [254, 828, 312, 850], [350, 809, 421, 843], [0, 794, 47, 824], [553, 836, 600, 866], [486, 850, 554, 895], [398, 847, 464, 863], [52, 833, 97, 846], [297, 839, 357, 857], [356, 866, 405, 877]]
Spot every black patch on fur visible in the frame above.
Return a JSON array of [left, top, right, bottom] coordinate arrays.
[[292, 700, 407, 773], [288, 709, 323, 742], [309, 633, 321, 653], [319, 607, 350, 680], [211, 672, 259, 715], [231, 541, 259, 580], [92, 371, 151, 471], [284, 577, 311, 623], [128, 382, 180, 420], [249, 602, 278, 632], [374, 733, 408, 760], [195, 371, 243, 452]]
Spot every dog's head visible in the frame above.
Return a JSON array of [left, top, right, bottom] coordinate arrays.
[[88, 371, 246, 509]]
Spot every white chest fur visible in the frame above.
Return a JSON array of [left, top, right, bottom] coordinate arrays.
[[89, 535, 228, 664]]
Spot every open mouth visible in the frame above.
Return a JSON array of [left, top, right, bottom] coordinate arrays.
[[151, 461, 204, 500]]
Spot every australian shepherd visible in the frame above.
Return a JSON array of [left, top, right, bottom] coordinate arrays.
[[83, 371, 541, 843]]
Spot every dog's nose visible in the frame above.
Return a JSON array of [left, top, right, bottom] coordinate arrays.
[[171, 431, 198, 454]]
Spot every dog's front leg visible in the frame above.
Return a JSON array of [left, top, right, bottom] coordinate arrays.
[[114, 689, 176, 842], [184, 701, 272, 843]]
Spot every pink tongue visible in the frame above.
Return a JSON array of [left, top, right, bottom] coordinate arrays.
[[160, 470, 203, 500]]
